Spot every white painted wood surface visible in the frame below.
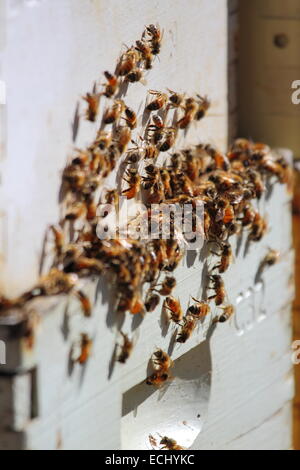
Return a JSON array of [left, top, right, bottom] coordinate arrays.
[[0, 0, 228, 297], [0, 0, 295, 450]]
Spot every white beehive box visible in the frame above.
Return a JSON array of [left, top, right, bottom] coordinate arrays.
[[239, 0, 300, 158], [0, 0, 295, 450]]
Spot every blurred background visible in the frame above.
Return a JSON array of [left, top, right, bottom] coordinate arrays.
[[233, 0, 300, 449]]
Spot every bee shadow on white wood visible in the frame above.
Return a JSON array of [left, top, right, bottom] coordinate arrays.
[[121, 335, 213, 450]]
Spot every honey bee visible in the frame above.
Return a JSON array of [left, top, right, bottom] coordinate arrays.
[[83, 92, 101, 122], [176, 97, 197, 129], [72, 150, 90, 168], [182, 149, 202, 181], [260, 156, 290, 183], [152, 349, 173, 373], [116, 48, 140, 76], [154, 276, 176, 296], [146, 90, 168, 112], [34, 269, 78, 297], [130, 295, 145, 315], [117, 332, 133, 364], [147, 115, 165, 143], [176, 114, 193, 131], [160, 436, 185, 451], [165, 239, 184, 271], [123, 144, 142, 165], [246, 168, 266, 199], [252, 142, 271, 159], [260, 249, 280, 270], [214, 197, 235, 225], [209, 171, 239, 191], [75, 334, 93, 365], [104, 189, 119, 210], [145, 180, 165, 204], [211, 241, 233, 273], [215, 304, 235, 323], [64, 256, 103, 277], [135, 40, 153, 69], [65, 202, 86, 221], [123, 106, 137, 129], [94, 130, 112, 151], [158, 128, 177, 152], [208, 147, 231, 171], [103, 100, 125, 124], [187, 298, 210, 319], [239, 203, 256, 227], [167, 89, 185, 108], [204, 211, 212, 239], [122, 168, 141, 199], [275, 157, 294, 190], [164, 296, 183, 323], [86, 199, 100, 222], [160, 169, 173, 198], [63, 165, 86, 193], [227, 221, 241, 237], [75, 291, 92, 317], [248, 213, 268, 242], [146, 372, 170, 386], [168, 152, 183, 171], [103, 71, 119, 98], [82, 174, 102, 197], [18, 269, 93, 318], [223, 186, 246, 205], [50, 225, 65, 257], [144, 142, 159, 160], [145, 292, 160, 312], [117, 289, 144, 315], [194, 95, 210, 120], [174, 171, 194, 197], [142, 164, 160, 189], [115, 126, 132, 154], [145, 24, 163, 55], [176, 314, 196, 343], [229, 138, 252, 156], [208, 275, 226, 305], [125, 68, 144, 83], [148, 434, 158, 449]]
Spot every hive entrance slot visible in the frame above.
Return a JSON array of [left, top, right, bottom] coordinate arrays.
[[121, 341, 212, 450]]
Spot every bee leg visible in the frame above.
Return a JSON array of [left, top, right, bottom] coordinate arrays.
[[210, 250, 221, 256], [208, 295, 216, 301], [74, 290, 92, 317], [206, 284, 215, 289], [151, 288, 161, 295], [164, 306, 174, 313], [212, 264, 221, 271]]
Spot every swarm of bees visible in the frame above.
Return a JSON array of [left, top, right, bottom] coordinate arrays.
[[0, 24, 291, 404]]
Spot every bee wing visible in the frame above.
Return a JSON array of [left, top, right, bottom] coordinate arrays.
[[139, 77, 148, 87]]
